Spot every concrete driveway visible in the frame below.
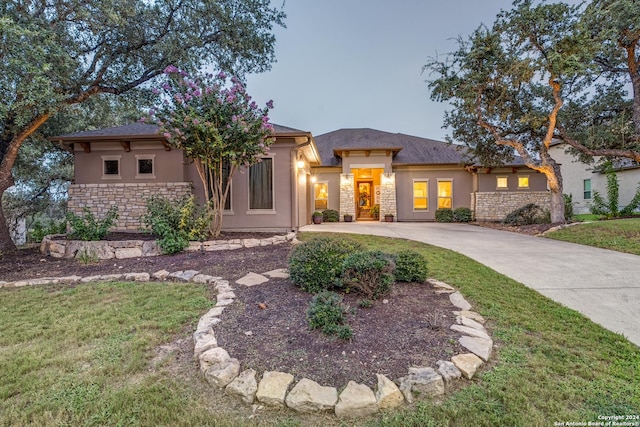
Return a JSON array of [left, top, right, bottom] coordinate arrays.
[[299, 221, 640, 347]]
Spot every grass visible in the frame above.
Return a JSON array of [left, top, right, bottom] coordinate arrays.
[[1, 234, 639, 426], [546, 218, 640, 255]]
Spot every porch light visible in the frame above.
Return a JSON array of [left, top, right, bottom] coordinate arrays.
[[310, 176, 317, 183], [296, 160, 305, 169]]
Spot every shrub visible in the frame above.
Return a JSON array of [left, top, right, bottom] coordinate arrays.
[[306, 291, 351, 339], [289, 236, 362, 293], [142, 195, 211, 254], [503, 203, 550, 226], [322, 209, 339, 222], [341, 250, 395, 299], [394, 250, 428, 283], [29, 219, 67, 243], [66, 206, 119, 241], [453, 207, 473, 223], [564, 194, 575, 221], [435, 208, 454, 222]]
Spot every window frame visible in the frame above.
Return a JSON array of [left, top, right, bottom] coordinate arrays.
[[247, 155, 276, 214], [135, 154, 156, 179], [314, 181, 329, 211], [101, 155, 122, 180], [412, 179, 429, 212], [583, 179, 592, 200], [437, 179, 453, 209], [496, 176, 509, 190], [517, 175, 530, 189]]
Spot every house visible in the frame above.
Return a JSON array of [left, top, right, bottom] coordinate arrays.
[[549, 142, 640, 214], [51, 124, 550, 232]]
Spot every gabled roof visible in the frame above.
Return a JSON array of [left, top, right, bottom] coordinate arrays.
[[314, 128, 468, 166], [50, 123, 161, 141]]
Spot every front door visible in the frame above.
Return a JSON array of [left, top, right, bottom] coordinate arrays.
[[356, 181, 373, 220]]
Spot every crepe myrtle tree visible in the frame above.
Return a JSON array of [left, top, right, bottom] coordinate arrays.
[[146, 67, 275, 237], [425, 0, 595, 223], [0, 0, 285, 252]]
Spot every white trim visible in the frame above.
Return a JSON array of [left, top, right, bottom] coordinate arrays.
[[350, 164, 386, 171], [135, 154, 156, 179], [412, 178, 429, 212], [101, 155, 122, 180]]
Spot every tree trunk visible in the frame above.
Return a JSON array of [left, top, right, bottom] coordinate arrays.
[[542, 162, 565, 224]]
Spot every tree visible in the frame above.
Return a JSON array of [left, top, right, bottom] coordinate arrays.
[[148, 67, 274, 237], [0, 0, 285, 252], [556, 0, 640, 162], [425, 0, 592, 223]]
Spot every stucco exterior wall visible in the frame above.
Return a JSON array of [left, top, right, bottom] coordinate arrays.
[[311, 169, 341, 214], [473, 191, 551, 221], [476, 168, 548, 192], [394, 167, 473, 221], [68, 182, 192, 230]]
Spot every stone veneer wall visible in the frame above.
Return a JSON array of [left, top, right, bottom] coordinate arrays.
[[68, 182, 192, 230], [379, 173, 397, 221], [339, 174, 356, 220], [473, 191, 551, 221]]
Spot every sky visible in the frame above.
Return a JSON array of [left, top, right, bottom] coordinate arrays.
[[244, 0, 521, 141]]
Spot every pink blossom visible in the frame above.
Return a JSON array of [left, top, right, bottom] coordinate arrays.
[[163, 132, 171, 138], [266, 100, 274, 109], [163, 65, 179, 74]]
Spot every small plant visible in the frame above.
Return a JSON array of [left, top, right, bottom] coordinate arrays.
[[322, 209, 339, 222], [289, 236, 362, 293], [66, 206, 119, 241], [143, 195, 211, 254], [370, 204, 380, 218], [312, 211, 323, 224], [425, 310, 447, 330], [341, 250, 395, 299], [563, 194, 575, 221], [394, 250, 428, 283], [503, 203, 550, 225], [306, 291, 351, 339], [358, 299, 373, 308], [435, 208, 454, 222], [29, 219, 67, 243], [76, 249, 99, 265], [589, 163, 640, 218], [453, 207, 473, 223]]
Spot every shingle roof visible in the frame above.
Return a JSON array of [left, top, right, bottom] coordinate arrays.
[[314, 128, 469, 166]]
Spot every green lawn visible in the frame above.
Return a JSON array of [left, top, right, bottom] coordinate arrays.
[[1, 234, 638, 427], [546, 218, 640, 255]]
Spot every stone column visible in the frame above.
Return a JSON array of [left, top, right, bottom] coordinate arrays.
[[339, 174, 356, 220], [379, 173, 397, 221]]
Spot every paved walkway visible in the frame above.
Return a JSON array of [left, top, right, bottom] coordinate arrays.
[[300, 222, 640, 347]]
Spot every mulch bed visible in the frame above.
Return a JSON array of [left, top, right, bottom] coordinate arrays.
[[1, 232, 466, 389]]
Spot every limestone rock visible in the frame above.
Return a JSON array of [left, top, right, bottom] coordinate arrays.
[[217, 291, 236, 300], [215, 299, 234, 307], [125, 272, 150, 282], [263, 268, 290, 279], [142, 240, 160, 257], [192, 274, 218, 284], [453, 310, 486, 324], [235, 272, 269, 287], [185, 242, 202, 252], [199, 347, 230, 373], [152, 269, 170, 280], [169, 270, 199, 282], [225, 369, 258, 404], [115, 247, 142, 259], [242, 238, 261, 248], [335, 381, 378, 418], [285, 378, 338, 413], [427, 278, 456, 291], [193, 332, 217, 359], [58, 276, 82, 283], [436, 360, 462, 385], [204, 358, 240, 389], [48, 241, 66, 258], [450, 324, 490, 340], [451, 353, 484, 379], [90, 242, 115, 260], [449, 292, 472, 310], [99, 274, 124, 281], [256, 371, 294, 407], [80, 275, 102, 283], [286, 232, 296, 241], [405, 367, 445, 398], [459, 336, 493, 362], [375, 374, 404, 409], [456, 316, 485, 330]]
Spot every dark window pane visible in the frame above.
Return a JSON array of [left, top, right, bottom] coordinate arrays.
[[104, 160, 119, 175], [249, 158, 273, 210], [138, 159, 153, 174]]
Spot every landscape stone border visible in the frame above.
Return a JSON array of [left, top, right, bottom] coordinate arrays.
[[39, 232, 297, 260]]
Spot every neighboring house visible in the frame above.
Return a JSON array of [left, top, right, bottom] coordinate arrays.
[[51, 124, 550, 232], [550, 142, 640, 214]]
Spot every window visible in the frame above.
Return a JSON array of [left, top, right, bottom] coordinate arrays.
[[413, 180, 428, 211], [437, 180, 453, 209], [496, 176, 508, 189], [314, 182, 328, 210], [518, 175, 529, 189], [249, 157, 274, 210], [101, 155, 121, 180], [584, 179, 592, 199], [135, 154, 155, 179]]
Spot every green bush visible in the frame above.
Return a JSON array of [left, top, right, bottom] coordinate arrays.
[[564, 194, 575, 221], [289, 236, 362, 293], [341, 250, 395, 299], [29, 219, 67, 243], [142, 195, 211, 254], [306, 291, 351, 339], [322, 209, 339, 222], [453, 207, 473, 223], [66, 206, 119, 241], [503, 203, 550, 225], [435, 208, 454, 222], [394, 250, 428, 283]]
